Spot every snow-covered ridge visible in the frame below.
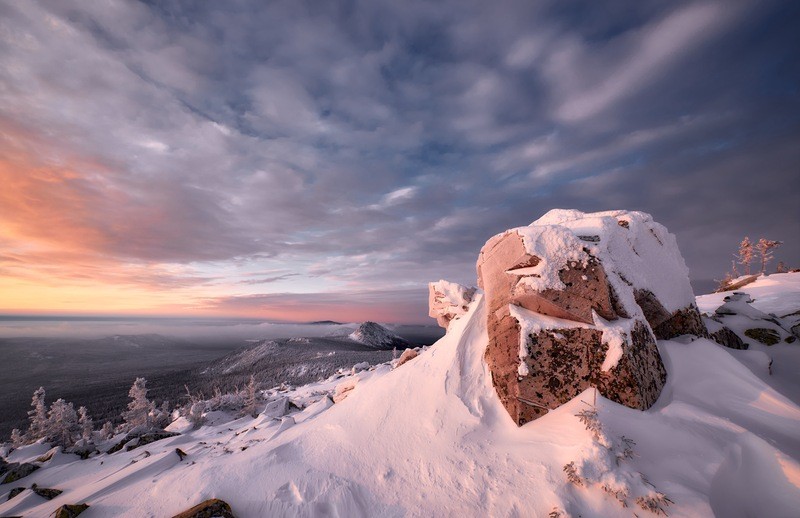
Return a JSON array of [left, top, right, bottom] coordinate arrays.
[[2, 276, 800, 517]]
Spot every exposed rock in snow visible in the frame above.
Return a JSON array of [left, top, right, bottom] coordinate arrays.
[[428, 280, 477, 329], [172, 498, 235, 518], [0, 462, 39, 484], [477, 209, 707, 424], [395, 348, 418, 367], [715, 274, 759, 293], [348, 322, 409, 349], [53, 503, 89, 517], [332, 378, 358, 403], [706, 291, 796, 347]]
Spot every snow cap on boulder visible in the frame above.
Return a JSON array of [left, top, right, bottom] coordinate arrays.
[[428, 280, 477, 330], [477, 209, 705, 425]]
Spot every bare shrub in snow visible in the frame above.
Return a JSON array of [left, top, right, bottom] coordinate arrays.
[[716, 269, 735, 292], [207, 386, 245, 412], [636, 492, 673, 516], [575, 407, 603, 441], [242, 375, 259, 418], [756, 238, 782, 274], [564, 402, 672, 515], [563, 461, 583, 486], [736, 237, 754, 275], [602, 483, 629, 507]]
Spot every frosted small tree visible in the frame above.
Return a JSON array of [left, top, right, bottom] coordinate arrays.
[[185, 385, 205, 429], [776, 261, 788, 273], [77, 406, 94, 442], [243, 375, 259, 418], [100, 421, 114, 440], [736, 237, 754, 275], [153, 400, 172, 429], [121, 377, 155, 432], [756, 238, 782, 275], [27, 386, 47, 441], [10, 428, 25, 448], [46, 398, 79, 448]]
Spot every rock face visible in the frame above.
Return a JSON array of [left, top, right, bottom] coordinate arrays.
[[349, 322, 409, 349], [428, 280, 476, 329], [477, 209, 704, 425]]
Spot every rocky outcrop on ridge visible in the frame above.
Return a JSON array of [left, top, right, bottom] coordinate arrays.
[[428, 280, 476, 330], [476, 209, 705, 425]]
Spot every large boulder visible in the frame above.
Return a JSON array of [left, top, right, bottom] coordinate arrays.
[[477, 209, 704, 425], [428, 280, 477, 330]]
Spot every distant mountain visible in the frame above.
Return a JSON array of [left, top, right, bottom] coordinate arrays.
[[348, 321, 409, 349], [307, 320, 343, 325]]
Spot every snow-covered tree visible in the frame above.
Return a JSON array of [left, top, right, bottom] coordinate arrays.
[[121, 377, 155, 432], [184, 385, 205, 429], [27, 386, 47, 441], [100, 421, 114, 440], [776, 261, 788, 273], [243, 375, 259, 418], [46, 398, 79, 448], [756, 238, 782, 274], [153, 400, 171, 429], [10, 428, 25, 448], [78, 406, 94, 442], [736, 237, 754, 275]]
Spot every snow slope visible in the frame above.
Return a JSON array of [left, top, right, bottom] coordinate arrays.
[[2, 280, 800, 517]]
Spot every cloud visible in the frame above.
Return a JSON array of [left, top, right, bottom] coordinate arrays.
[[0, 0, 797, 321]]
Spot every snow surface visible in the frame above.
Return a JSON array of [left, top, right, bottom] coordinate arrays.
[[3, 278, 800, 517], [697, 272, 800, 317]]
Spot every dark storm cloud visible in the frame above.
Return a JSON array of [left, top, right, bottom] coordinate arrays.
[[1, 0, 798, 318]]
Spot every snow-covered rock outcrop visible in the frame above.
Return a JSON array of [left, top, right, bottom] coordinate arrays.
[[477, 209, 706, 425], [428, 280, 477, 330], [348, 322, 408, 349]]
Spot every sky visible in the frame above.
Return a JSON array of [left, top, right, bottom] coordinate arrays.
[[0, 0, 798, 324]]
